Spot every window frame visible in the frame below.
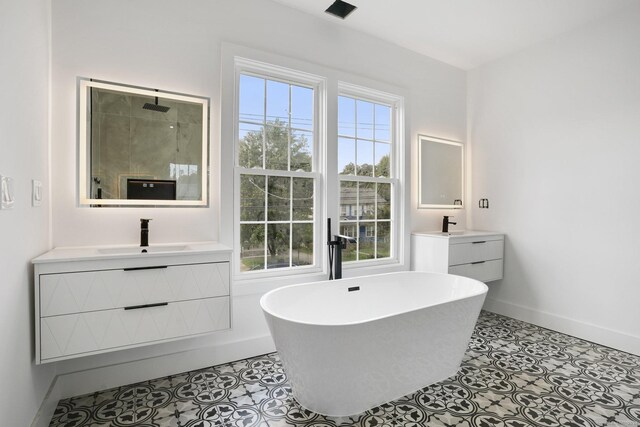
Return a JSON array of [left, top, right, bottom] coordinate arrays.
[[337, 82, 404, 268], [233, 57, 326, 279]]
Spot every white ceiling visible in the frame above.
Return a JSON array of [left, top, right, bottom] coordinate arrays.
[[270, 0, 637, 69]]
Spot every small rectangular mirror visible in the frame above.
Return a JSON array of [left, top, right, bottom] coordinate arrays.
[[418, 135, 464, 209], [78, 79, 209, 207]]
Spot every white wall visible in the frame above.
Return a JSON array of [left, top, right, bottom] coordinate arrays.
[[51, 0, 467, 250], [468, 4, 640, 354], [49, 0, 466, 398], [0, 0, 56, 425]]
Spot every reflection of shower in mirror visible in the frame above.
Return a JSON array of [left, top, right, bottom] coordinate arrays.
[[77, 78, 210, 207]]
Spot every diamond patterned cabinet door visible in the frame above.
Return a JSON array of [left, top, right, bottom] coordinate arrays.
[[40, 262, 230, 317], [40, 296, 230, 362]]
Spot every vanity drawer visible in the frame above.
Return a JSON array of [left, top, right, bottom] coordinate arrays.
[[40, 262, 230, 317], [449, 259, 503, 282], [448, 239, 503, 266], [40, 296, 230, 362]]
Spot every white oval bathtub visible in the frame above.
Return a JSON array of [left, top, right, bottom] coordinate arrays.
[[260, 271, 488, 416]]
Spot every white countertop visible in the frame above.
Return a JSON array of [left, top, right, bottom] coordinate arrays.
[[411, 230, 503, 239], [32, 241, 232, 264]]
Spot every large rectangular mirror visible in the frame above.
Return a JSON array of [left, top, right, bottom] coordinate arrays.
[[78, 79, 209, 206], [418, 135, 464, 209]]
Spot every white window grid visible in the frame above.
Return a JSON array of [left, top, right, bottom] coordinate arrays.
[[234, 58, 326, 278], [337, 86, 401, 264]]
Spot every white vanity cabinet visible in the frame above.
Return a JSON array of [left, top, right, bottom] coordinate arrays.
[[411, 231, 504, 282], [33, 242, 232, 364]]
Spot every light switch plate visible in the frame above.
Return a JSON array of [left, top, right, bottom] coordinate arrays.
[[1, 175, 16, 210], [32, 179, 43, 207]]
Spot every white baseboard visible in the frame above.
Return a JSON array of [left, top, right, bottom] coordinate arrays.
[[483, 298, 640, 356], [32, 334, 275, 426], [31, 376, 61, 427]]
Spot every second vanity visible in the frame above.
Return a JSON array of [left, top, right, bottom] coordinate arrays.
[[32, 242, 231, 364], [411, 231, 504, 282]]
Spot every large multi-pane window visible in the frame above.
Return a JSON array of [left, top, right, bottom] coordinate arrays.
[[338, 95, 394, 262], [234, 58, 402, 276], [237, 71, 319, 272]]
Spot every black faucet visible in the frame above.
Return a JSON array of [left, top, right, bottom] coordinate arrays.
[[331, 234, 357, 280], [140, 218, 151, 247], [327, 218, 357, 280], [442, 216, 457, 233]]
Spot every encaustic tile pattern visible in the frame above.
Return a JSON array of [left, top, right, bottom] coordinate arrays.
[[49, 311, 640, 427]]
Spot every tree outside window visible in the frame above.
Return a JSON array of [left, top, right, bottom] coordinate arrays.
[[338, 96, 393, 262], [237, 74, 316, 272]]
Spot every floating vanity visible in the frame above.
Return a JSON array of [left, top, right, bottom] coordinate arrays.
[[32, 242, 231, 364], [411, 231, 504, 282]]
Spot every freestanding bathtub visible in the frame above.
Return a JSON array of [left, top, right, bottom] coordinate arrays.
[[260, 271, 488, 416]]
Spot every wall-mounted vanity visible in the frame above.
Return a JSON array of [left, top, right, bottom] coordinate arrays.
[[33, 243, 231, 364], [411, 231, 504, 283], [78, 79, 210, 207], [417, 135, 464, 209]]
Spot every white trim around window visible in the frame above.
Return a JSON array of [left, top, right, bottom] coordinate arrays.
[[233, 57, 327, 280], [224, 45, 406, 284], [336, 82, 405, 270]]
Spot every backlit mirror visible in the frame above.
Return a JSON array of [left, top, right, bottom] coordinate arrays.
[[418, 135, 464, 209], [78, 79, 209, 206]]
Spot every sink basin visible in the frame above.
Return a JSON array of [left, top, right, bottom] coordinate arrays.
[[97, 245, 188, 255], [417, 230, 498, 237]]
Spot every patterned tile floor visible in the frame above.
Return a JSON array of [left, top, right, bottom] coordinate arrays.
[[50, 311, 640, 427]]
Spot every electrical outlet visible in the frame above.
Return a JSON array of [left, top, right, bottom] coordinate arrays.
[[32, 180, 43, 207]]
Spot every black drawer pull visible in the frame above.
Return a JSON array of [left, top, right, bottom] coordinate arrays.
[[471, 261, 486, 265], [124, 302, 169, 311], [472, 241, 487, 244], [123, 265, 168, 271]]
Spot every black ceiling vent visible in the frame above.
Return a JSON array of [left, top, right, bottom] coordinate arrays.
[[325, 0, 357, 19]]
